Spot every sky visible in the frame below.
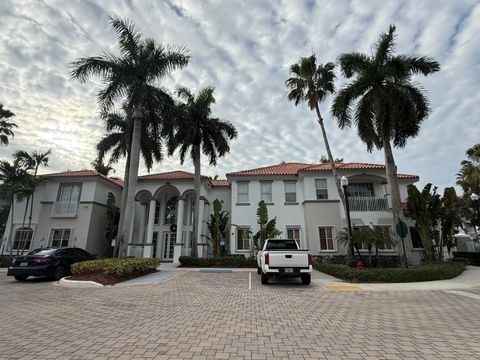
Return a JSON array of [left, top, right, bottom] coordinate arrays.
[[0, 0, 479, 193]]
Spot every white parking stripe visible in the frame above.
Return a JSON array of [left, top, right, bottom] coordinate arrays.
[[445, 290, 480, 301]]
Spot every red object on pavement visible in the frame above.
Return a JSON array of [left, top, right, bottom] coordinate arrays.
[[355, 261, 365, 269]]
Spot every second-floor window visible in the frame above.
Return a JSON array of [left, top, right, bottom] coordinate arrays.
[[260, 181, 272, 203], [164, 196, 178, 224], [237, 182, 249, 203], [54, 184, 81, 216], [315, 179, 328, 199], [284, 181, 297, 203], [347, 182, 374, 197]]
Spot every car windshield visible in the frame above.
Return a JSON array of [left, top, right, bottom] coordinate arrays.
[[265, 240, 298, 250], [26, 249, 57, 256]]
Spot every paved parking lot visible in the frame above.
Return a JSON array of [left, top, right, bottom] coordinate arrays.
[[1, 271, 480, 360]]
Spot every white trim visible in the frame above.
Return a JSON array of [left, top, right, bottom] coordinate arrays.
[[235, 226, 251, 252], [317, 225, 336, 251], [49, 228, 73, 247]]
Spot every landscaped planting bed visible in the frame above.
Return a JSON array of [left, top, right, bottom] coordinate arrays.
[[179, 255, 256, 267], [314, 262, 465, 283], [0, 256, 14, 268], [69, 258, 160, 285]]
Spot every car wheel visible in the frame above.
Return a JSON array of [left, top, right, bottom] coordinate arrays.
[[261, 272, 269, 285], [14, 275, 28, 281], [257, 266, 261, 275], [301, 274, 311, 285], [53, 265, 66, 280]]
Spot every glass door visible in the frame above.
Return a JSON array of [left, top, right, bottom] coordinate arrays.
[[162, 232, 176, 261]]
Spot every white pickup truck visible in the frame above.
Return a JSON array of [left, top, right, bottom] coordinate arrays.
[[257, 239, 312, 285]]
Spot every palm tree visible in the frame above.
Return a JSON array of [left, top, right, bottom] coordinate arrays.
[[97, 107, 162, 256], [13, 149, 51, 252], [0, 160, 32, 255], [285, 55, 350, 261], [0, 104, 17, 146], [332, 25, 440, 238], [167, 86, 237, 257], [456, 144, 480, 195], [91, 157, 114, 176], [69, 16, 189, 258]]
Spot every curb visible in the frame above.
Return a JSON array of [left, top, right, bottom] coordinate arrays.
[[58, 277, 104, 288]]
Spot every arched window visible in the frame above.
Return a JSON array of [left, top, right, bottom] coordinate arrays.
[[164, 196, 178, 224], [13, 227, 33, 250]]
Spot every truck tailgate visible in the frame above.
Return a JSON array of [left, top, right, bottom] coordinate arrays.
[[268, 251, 309, 268]]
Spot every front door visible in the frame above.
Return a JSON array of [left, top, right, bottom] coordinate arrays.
[[162, 232, 176, 261]]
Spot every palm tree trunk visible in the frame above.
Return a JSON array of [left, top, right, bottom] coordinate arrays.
[[23, 166, 39, 254], [118, 103, 143, 259], [115, 149, 130, 257], [8, 199, 14, 257], [191, 151, 200, 258], [17, 196, 30, 256], [314, 104, 351, 263]]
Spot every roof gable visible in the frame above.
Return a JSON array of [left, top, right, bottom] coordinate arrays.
[[44, 170, 123, 188]]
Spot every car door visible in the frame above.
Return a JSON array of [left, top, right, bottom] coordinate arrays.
[[59, 249, 76, 268]]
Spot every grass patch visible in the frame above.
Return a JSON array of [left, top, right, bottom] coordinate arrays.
[[71, 258, 160, 276], [179, 256, 256, 267], [314, 261, 465, 283]]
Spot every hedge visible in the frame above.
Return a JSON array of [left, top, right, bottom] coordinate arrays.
[[179, 256, 256, 267], [71, 258, 160, 276], [0, 256, 14, 268], [452, 252, 480, 266], [314, 261, 465, 283]]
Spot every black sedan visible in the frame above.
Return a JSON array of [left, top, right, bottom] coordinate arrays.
[[7, 247, 95, 281]]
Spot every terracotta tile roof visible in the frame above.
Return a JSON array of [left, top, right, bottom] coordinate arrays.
[[138, 170, 207, 181], [209, 179, 230, 188], [227, 162, 315, 177], [226, 162, 418, 180], [44, 170, 124, 188]]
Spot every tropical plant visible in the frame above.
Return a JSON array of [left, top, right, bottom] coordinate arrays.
[[69, 15, 189, 258], [252, 200, 282, 250], [320, 155, 343, 163], [456, 144, 480, 196], [166, 86, 237, 257], [91, 157, 114, 176], [13, 149, 51, 253], [104, 192, 120, 257], [405, 183, 442, 261], [0, 160, 33, 255], [285, 55, 350, 262], [206, 199, 230, 257], [332, 25, 440, 246], [440, 187, 463, 256], [0, 104, 17, 146]]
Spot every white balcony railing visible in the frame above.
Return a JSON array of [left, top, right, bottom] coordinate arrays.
[[52, 201, 78, 217], [349, 197, 388, 212]]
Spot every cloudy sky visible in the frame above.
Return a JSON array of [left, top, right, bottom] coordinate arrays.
[[0, 0, 479, 192]]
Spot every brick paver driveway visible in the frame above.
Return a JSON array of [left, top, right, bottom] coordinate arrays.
[[1, 271, 480, 360]]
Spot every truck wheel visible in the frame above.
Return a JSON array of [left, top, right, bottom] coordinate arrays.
[[301, 274, 311, 285], [257, 266, 261, 275], [261, 272, 269, 285]]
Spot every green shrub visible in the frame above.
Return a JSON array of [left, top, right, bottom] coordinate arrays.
[[0, 256, 14, 268], [71, 258, 160, 276], [314, 261, 465, 283], [179, 256, 256, 267]]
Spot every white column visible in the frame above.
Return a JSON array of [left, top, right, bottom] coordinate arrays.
[[143, 199, 156, 258], [197, 199, 205, 257], [138, 205, 146, 244], [173, 197, 185, 263], [127, 203, 136, 256]]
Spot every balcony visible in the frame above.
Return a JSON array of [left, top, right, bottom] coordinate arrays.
[[348, 196, 388, 212], [52, 201, 78, 217]]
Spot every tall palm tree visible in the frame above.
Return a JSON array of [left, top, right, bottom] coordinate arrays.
[[285, 55, 350, 261], [97, 107, 162, 256], [91, 157, 114, 176], [0, 104, 17, 146], [332, 25, 440, 239], [456, 143, 480, 195], [167, 87, 237, 257], [13, 149, 51, 252], [69, 16, 189, 258], [0, 160, 32, 255]]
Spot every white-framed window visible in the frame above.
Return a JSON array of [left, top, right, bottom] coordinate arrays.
[[315, 179, 328, 199], [374, 226, 394, 250], [154, 201, 160, 224], [287, 227, 300, 243], [260, 181, 273, 203], [410, 227, 423, 249], [53, 183, 81, 216], [237, 182, 249, 203], [50, 229, 71, 247], [347, 183, 374, 197], [164, 196, 178, 224], [319, 226, 335, 251], [13, 227, 33, 250], [236, 228, 250, 251], [284, 181, 297, 203]]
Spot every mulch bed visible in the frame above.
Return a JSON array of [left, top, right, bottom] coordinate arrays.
[[67, 269, 157, 286]]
